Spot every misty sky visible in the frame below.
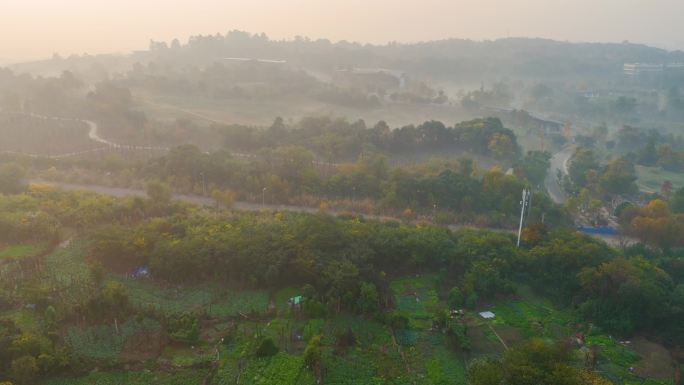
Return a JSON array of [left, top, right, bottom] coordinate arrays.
[[2, 0, 683, 61]]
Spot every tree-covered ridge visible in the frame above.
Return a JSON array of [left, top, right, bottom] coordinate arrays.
[[142, 32, 684, 81], [218, 116, 519, 161]]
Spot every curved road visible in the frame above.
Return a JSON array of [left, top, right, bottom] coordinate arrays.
[[1, 112, 168, 159], [545, 145, 574, 204]]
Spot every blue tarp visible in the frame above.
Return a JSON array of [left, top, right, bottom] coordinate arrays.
[[576, 226, 618, 236], [132, 266, 150, 278]]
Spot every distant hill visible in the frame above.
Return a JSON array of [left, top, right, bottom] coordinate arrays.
[[8, 33, 684, 83]]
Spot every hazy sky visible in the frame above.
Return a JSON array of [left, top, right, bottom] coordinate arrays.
[[2, 0, 683, 61]]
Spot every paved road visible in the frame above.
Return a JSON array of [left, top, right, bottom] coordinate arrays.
[[3, 111, 335, 167], [545, 145, 575, 204], [32, 180, 520, 235], [1, 112, 168, 159], [33, 179, 636, 246]]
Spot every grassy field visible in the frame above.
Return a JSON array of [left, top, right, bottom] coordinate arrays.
[[65, 317, 162, 361], [636, 165, 684, 193]]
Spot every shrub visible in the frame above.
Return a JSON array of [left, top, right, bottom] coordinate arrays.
[[303, 335, 322, 368], [465, 292, 479, 309], [335, 328, 356, 348], [255, 338, 278, 357], [447, 287, 464, 309]]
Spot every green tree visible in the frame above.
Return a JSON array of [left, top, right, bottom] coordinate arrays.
[[303, 335, 322, 369], [569, 148, 599, 188], [43, 306, 56, 332], [447, 287, 464, 309], [578, 257, 673, 335], [599, 157, 637, 195], [211, 188, 235, 210], [614, 96, 637, 114], [671, 187, 684, 213], [515, 151, 551, 186], [357, 282, 379, 314], [0, 163, 26, 194], [146, 181, 171, 204], [637, 138, 658, 166]]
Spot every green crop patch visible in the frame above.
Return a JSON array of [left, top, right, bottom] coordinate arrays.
[[45, 240, 91, 288], [238, 352, 316, 385], [391, 275, 440, 329], [583, 334, 675, 385], [65, 317, 161, 361], [208, 290, 269, 317], [122, 279, 214, 315], [490, 299, 573, 339], [121, 279, 268, 318], [424, 347, 467, 385], [324, 350, 382, 385]]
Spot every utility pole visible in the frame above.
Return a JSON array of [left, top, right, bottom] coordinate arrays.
[[352, 186, 356, 210], [200, 172, 207, 196], [517, 189, 530, 248]]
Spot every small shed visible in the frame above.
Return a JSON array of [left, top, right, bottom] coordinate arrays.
[[288, 295, 303, 310], [479, 311, 495, 319]]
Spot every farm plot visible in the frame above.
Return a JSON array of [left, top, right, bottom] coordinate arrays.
[[238, 352, 316, 385], [44, 241, 94, 311], [45, 241, 92, 287], [586, 335, 673, 385], [122, 279, 268, 318], [43, 369, 208, 385], [323, 349, 385, 385], [122, 280, 214, 315], [208, 290, 269, 317], [391, 275, 439, 330], [630, 337, 674, 382], [65, 317, 161, 361], [390, 275, 468, 384], [422, 346, 467, 385], [464, 316, 505, 358], [211, 325, 315, 385], [401, 331, 467, 385], [490, 298, 574, 339], [321, 316, 407, 384], [160, 344, 214, 367]]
